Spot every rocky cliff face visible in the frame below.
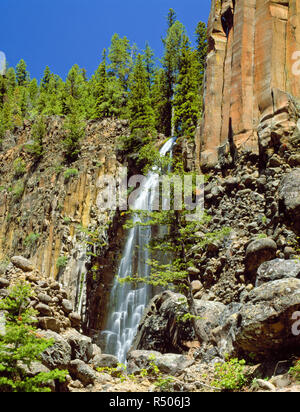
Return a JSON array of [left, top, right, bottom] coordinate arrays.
[[197, 0, 300, 170], [0, 117, 129, 322]]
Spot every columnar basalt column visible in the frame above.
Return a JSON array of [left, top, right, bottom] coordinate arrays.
[[197, 0, 300, 170]]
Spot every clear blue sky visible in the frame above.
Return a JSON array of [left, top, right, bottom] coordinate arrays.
[[0, 0, 211, 81]]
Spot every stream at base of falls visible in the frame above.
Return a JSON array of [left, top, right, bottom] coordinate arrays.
[[101, 137, 176, 363]]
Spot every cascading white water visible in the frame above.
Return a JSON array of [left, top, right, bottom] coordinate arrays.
[[102, 138, 176, 363]]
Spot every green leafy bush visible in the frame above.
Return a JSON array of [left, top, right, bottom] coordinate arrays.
[[212, 358, 247, 392], [289, 360, 300, 381], [13, 158, 26, 178], [24, 233, 40, 248], [12, 180, 25, 200], [0, 283, 67, 392], [64, 168, 79, 181], [56, 256, 68, 270]]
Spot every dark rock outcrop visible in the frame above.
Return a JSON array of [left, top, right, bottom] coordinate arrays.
[[279, 168, 300, 234]]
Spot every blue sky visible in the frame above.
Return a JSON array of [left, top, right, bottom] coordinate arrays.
[[0, 0, 211, 80]]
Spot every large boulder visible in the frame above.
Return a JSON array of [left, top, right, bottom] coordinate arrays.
[[91, 354, 119, 369], [256, 259, 300, 287], [11, 256, 34, 272], [214, 279, 300, 359], [68, 360, 98, 386], [131, 291, 226, 354], [62, 329, 94, 363], [279, 169, 300, 234], [245, 238, 277, 278], [40, 331, 72, 369], [127, 350, 194, 376]]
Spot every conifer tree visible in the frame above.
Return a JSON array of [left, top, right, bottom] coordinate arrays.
[[0, 283, 67, 392], [41, 66, 52, 92], [5, 67, 17, 91], [167, 8, 177, 29], [26, 115, 46, 160], [143, 42, 155, 88], [28, 79, 39, 106], [173, 41, 201, 138], [162, 17, 187, 136], [16, 59, 30, 87], [93, 51, 108, 119], [0, 101, 13, 140], [108, 34, 133, 91], [195, 21, 208, 91], [128, 54, 155, 139], [151, 68, 170, 135], [119, 54, 156, 163], [62, 100, 85, 162]]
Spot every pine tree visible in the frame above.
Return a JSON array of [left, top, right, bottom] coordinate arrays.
[[93, 51, 108, 119], [195, 21, 208, 90], [0, 101, 13, 140], [128, 54, 155, 139], [119, 54, 156, 165], [108, 33, 133, 91], [5, 67, 17, 91], [16, 59, 30, 87], [41, 66, 52, 92], [173, 41, 202, 138], [162, 19, 187, 136], [28, 79, 39, 106], [26, 115, 46, 160], [151, 68, 170, 135], [62, 101, 85, 162], [167, 8, 177, 29], [143, 42, 155, 88], [0, 283, 67, 392]]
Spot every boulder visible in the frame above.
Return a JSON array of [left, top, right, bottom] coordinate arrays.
[[37, 293, 52, 305], [63, 329, 94, 363], [131, 291, 226, 353], [68, 360, 98, 386], [69, 312, 81, 329], [38, 317, 62, 333], [40, 331, 72, 369], [256, 259, 300, 287], [11, 256, 34, 272], [279, 169, 300, 234], [215, 279, 300, 359], [61, 299, 73, 314], [191, 280, 202, 294], [0, 278, 9, 288], [245, 238, 277, 277], [91, 354, 119, 369], [127, 350, 194, 376], [36, 303, 53, 316]]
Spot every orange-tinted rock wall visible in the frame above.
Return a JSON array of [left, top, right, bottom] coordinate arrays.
[[198, 0, 300, 169]]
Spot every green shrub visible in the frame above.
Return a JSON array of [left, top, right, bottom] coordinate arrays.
[[26, 116, 46, 160], [0, 257, 10, 274], [64, 168, 79, 181], [56, 256, 68, 270], [289, 360, 300, 381], [24, 233, 40, 248], [212, 357, 247, 392], [0, 282, 67, 392], [13, 158, 26, 178], [12, 180, 25, 200]]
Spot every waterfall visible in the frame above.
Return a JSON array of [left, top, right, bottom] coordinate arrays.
[[101, 137, 176, 363]]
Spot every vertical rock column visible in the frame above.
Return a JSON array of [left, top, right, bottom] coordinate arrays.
[[197, 0, 300, 170]]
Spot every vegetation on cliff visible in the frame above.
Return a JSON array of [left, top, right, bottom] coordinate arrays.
[[0, 9, 207, 165], [0, 283, 67, 392]]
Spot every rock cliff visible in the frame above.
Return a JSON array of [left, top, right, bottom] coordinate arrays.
[[197, 0, 300, 170], [0, 117, 129, 323]]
